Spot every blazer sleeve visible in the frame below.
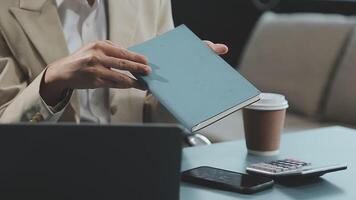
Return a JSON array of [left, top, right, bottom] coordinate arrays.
[[0, 29, 68, 123]]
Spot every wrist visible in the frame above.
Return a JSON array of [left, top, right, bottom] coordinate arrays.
[[45, 65, 67, 91], [40, 66, 69, 106]]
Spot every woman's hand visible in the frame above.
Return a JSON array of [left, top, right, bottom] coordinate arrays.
[[204, 40, 229, 55], [40, 40, 151, 105]]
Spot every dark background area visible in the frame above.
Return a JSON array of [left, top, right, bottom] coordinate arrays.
[[171, 0, 356, 66]]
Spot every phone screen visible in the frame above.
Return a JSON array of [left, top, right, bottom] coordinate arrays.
[[182, 166, 273, 193]]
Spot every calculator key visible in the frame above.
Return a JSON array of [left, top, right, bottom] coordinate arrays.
[[288, 166, 298, 170], [272, 168, 282, 173]]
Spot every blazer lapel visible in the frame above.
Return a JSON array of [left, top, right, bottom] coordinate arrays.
[[10, 0, 69, 65], [10, 0, 80, 122]]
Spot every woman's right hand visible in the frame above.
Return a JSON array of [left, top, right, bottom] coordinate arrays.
[[40, 40, 151, 106]]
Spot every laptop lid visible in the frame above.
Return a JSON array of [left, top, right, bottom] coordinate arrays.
[[0, 124, 184, 200]]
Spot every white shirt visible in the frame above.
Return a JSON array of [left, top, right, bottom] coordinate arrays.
[[56, 0, 110, 123]]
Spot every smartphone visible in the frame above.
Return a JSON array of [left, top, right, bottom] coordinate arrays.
[[181, 166, 274, 194]]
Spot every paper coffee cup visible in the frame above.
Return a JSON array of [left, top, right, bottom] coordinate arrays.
[[243, 93, 288, 156], [245, 93, 289, 111]]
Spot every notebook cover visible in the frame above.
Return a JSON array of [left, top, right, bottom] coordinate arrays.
[[129, 25, 260, 132]]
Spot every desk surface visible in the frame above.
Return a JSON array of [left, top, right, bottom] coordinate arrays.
[[180, 126, 356, 199]]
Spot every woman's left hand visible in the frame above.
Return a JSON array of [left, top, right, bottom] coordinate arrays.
[[204, 40, 229, 55]]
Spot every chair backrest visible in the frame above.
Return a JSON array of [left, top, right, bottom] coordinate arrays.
[[239, 12, 356, 117], [324, 27, 356, 127]]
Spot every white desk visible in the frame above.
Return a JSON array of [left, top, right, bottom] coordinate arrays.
[[181, 126, 356, 199]]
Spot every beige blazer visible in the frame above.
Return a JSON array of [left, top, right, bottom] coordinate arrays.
[[0, 0, 176, 124]]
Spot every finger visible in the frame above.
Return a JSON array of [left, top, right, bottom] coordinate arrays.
[[104, 40, 117, 46], [93, 77, 117, 88], [204, 40, 215, 51], [213, 43, 229, 55], [204, 40, 214, 46], [204, 40, 229, 55], [99, 55, 151, 75], [130, 79, 147, 90], [95, 77, 146, 90], [91, 41, 148, 64], [93, 66, 147, 90]]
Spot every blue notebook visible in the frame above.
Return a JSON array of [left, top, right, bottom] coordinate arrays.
[[129, 25, 260, 132]]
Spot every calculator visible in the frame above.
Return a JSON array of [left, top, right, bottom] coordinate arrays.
[[246, 158, 347, 178]]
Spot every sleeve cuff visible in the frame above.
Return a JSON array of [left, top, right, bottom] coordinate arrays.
[[39, 89, 72, 122]]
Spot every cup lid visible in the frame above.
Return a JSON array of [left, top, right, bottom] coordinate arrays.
[[245, 93, 289, 111]]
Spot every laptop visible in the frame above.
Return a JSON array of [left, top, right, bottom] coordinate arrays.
[[0, 124, 184, 200]]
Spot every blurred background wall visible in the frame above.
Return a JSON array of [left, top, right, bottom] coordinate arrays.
[[171, 0, 356, 66]]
